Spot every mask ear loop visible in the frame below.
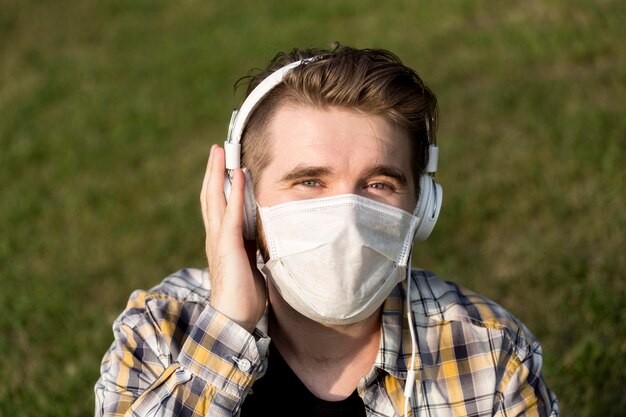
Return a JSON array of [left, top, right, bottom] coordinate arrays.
[[403, 253, 418, 417]]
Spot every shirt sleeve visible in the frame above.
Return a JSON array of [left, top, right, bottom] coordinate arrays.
[[493, 339, 560, 417], [94, 289, 270, 417]]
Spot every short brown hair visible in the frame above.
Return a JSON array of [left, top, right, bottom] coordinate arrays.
[[237, 44, 439, 197]]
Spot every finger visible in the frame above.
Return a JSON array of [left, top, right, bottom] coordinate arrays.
[[222, 167, 246, 238], [205, 146, 228, 229], [200, 144, 218, 223]]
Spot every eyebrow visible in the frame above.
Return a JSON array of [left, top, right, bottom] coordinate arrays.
[[279, 165, 335, 183], [363, 165, 408, 186], [278, 164, 408, 186]]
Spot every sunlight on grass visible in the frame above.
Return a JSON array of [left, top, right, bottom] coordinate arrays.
[[1, 0, 624, 415]]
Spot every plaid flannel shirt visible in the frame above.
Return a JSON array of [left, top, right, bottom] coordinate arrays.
[[95, 268, 559, 416]]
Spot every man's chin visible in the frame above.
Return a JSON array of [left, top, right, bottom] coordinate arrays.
[[267, 280, 381, 332]]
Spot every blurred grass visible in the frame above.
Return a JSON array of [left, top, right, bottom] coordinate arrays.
[[1, 0, 624, 415]]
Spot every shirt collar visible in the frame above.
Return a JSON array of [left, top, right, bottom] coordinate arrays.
[[369, 280, 423, 382]]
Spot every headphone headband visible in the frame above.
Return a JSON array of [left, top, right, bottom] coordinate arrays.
[[222, 54, 442, 241], [225, 57, 319, 170]]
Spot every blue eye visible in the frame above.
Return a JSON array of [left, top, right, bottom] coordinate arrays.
[[301, 180, 319, 187], [370, 183, 386, 189]]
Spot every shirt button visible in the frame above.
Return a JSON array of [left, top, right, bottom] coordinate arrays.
[[237, 359, 251, 372]]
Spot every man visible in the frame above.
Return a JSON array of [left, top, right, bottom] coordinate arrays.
[[95, 45, 559, 416]]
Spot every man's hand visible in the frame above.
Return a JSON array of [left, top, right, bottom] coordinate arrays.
[[200, 144, 267, 333]]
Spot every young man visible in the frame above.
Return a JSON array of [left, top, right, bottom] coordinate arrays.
[[95, 45, 559, 416]]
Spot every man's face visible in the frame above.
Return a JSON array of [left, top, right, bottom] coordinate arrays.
[[254, 104, 418, 321], [255, 105, 417, 212]]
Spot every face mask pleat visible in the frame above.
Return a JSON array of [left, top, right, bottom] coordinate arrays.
[[258, 194, 418, 325]]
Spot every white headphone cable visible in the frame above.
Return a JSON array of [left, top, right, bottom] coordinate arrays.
[[403, 253, 418, 417]]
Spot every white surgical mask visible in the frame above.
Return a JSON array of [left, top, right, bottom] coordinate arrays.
[[257, 194, 419, 325]]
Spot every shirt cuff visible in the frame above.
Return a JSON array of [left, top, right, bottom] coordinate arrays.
[[179, 304, 270, 399]]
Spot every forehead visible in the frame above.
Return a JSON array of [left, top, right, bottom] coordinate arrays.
[[267, 104, 413, 164]]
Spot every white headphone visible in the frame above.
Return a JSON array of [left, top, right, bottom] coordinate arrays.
[[223, 58, 442, 241]]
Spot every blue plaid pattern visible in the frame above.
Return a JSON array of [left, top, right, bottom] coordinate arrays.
[[95, 268, 559, 416]]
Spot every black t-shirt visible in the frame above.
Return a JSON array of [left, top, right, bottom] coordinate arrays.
[[240, 343, 366, 416]]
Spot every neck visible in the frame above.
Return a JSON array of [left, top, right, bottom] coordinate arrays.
[[267, 284, 381, 400]]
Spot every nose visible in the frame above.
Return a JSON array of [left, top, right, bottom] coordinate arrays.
[[330, 181, 366, 198]]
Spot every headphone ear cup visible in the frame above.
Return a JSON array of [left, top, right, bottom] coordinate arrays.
[[413, 174, 443, 241], [223, 168, 257, 240], [241, 168, 257, 240]]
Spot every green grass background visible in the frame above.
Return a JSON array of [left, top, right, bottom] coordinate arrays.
[[1, 0, 624, 415]]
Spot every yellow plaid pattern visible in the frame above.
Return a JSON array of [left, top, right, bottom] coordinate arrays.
[[95, 268, 559, 416]]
